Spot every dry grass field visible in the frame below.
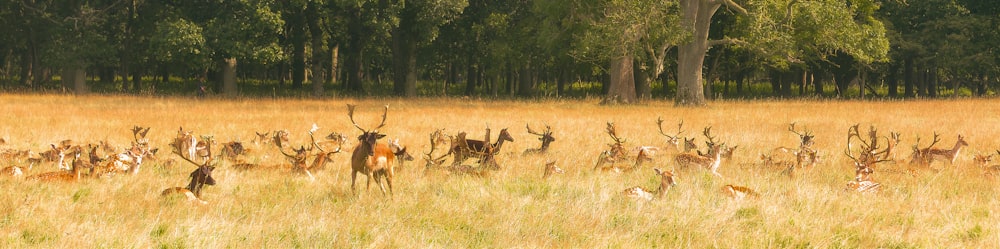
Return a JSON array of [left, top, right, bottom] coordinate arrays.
[[2, 94, 1000, 248]]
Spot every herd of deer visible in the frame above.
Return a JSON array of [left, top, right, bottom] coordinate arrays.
[[1, 104, 994, 205]]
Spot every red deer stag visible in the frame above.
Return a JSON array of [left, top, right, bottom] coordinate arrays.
[[347, 104, 397, 196]]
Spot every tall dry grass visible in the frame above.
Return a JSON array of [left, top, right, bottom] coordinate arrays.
[[2, 93, 1000, 247]]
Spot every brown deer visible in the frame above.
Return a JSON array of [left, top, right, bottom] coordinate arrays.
[[347, 104, 397, 196], [911, 133, 968, 167], [622, 168, 676, 201], [252, 131, 271, 145], [625, 146, 658, 172], [974, 151, 1000, 176], [595, 122, 630, 171], [161, 148, 217, 205], [722, 184, 760, 200], [195, 135, 215, 163], [543, 160, 564, 179], [388, 138, 414, 169], [449, 126, 514, 168], [844, 124, 892, 192], [273, 127, 339, 181], [39, 143, 71, 170], [674, 127, 725, 177], [219, 140, 246, 161], [523, 124, 556, 155]]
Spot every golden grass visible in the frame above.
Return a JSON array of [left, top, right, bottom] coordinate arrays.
[[2, 93, 1000, 247]]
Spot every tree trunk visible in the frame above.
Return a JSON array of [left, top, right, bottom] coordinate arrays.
[[329, 43, 339, 88], [392, 28, 418, 97], [465, 60, 477, 96], [289, 7, 306, 89], [306, 1, 325, 97], [344, 11, 365, 93], [518, 64, 534, 97], [19, 48, 32, 87], [221, 58, 238, 96], [675, 0, 721, 106], [903, 58, 914, 97], [887, 63, 898, 97], [634, 60, 650, 100], [604, 56, 637, 104]]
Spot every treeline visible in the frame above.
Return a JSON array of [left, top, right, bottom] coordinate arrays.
[[0, 1, 996, 103]]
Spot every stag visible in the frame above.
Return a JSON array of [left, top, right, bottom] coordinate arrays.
[[347, 104, 396, 196], [161, 146, 217, 204], [273, 125, 340, 181], [595, 122, 629, 171], [423, 129, 450, 171], [844, 124, 893, 191], [656, 117, 685, 153], [523, 124, 555, 155]]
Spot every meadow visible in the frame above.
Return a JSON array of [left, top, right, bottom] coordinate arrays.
[[2, 94, 1000, 248]]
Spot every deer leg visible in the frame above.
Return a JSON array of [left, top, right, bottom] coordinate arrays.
[[385, 175, 393, 195], [351, 170, 359, 194]]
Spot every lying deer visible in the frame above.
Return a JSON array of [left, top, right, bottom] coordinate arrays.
[[623, 168, 676, 201], [161, 149, 217, 205]]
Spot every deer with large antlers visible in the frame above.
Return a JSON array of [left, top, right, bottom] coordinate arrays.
[[675, 127, 726, 177], [844, 124, 892, 192], [910, 133, 968, 167], [273, 125, 341, 181], [347, 104, 397, 196], [161, 145, 217, 205], [656, 117, 686, 153], [595, 122, 630, 171], [523, 124, 555, 155], [622, 168, 676, 201], [423, 129, 450, 171]]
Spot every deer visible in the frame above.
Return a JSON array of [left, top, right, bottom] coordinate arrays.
[[655, 117, 686, 154], [622, 168, 676, 201], [27, 147, 89, 182], [844, 124, 893, 193], [674, 127, 725, 178], [722, 184, 760, 200], [423, 129, 450, 171], [910, 133, 968, 167], [449, 126, 514, 168], [625, 146, 658, 172], [252, 131, 271, 145], [388, 138, 414, 164], [523, 123, 556, 155], [1, 165, 24, 177], [171, 127, 198, 161], [161, 147, 217, 205], [39, 143, 71, 170], [219, 140, 246, 161], [595, 122, 630, 171], [273, 125, 340, 181], [543, 160, 564, 179], [974, 151, 1000, 176], [845, 180, 881, 193], [316, 132, 349, 152], [195, 135, 215, 163], [347, 104, 397, 196]]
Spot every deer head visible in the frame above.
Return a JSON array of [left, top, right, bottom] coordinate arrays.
[[526, 123, 555, 145], [347, 104, 388, 157], [656, 117, 684, 148], [788, 123, 814, 148]]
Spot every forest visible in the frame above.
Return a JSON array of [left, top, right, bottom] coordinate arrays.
[[1, 0, 997, 105]]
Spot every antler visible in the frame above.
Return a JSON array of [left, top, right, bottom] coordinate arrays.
[[273, 132, 296, 158], [173, 142, 212, 167], [656, 117, 684, 139], [526, 123, 544, 136], [702, 126, 717, 146], [346, 104, 365, 132], [923, 132, 941, 151], [374, 105, 388, 131], [606, 122, 626, 145]]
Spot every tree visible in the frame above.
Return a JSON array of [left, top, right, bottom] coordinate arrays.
[[390, 0, 467, 97]]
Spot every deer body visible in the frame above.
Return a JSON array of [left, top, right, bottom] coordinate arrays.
[[920, 135, 968, 165], [450, 128, 513, 166], [173, 127, 198, 160], [623, 168, 676, 201], [543, 161, 564, 179], [722, 185, 759, 200], [352, 142, 396, 195], [674, 144, 723, 177]]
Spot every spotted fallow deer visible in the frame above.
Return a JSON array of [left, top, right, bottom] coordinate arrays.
[[911, 133, 968, 167], [161, 148, 217, 205], [655, 117, 685, 153], [347, 104, 396, 196], [623, 168, 676, 201], [722, 184, 760, 200], [595, 122, 629, 171], [674, 127, 726, 177], [171, 127, 198, 161], [388, 138, 414, 169], [27, 147, 88, 182]]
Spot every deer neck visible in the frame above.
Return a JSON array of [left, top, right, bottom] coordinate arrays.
[[492, 139, 507, 151], [655, 178, 671, 198], [949, 141, 965, 157]]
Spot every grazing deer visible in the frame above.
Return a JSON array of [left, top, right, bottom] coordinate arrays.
[[675, 127, 725, 177], [171, 127, 198, 161], [450, 127, 514, 168], [595, 122, 630, 171], [161, 148, 217, 205], [910, 133, 968, 167], [523, 124, 556, 155], [722, 184, 759, 200], [622, 168, 676, 201], [655, 118, 686, 153], [543, 161, 564, 179], [347, 104, 397, 195], [27, 147, 88, 182]]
